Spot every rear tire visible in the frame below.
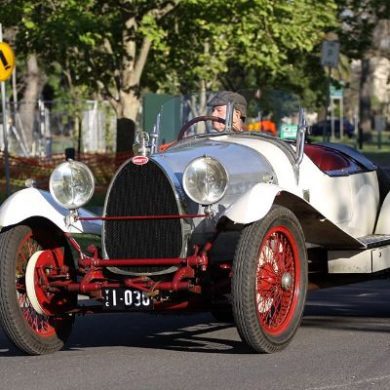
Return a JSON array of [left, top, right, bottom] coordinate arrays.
[[0, 224, 76, 355], [232, 206, 307, 353]]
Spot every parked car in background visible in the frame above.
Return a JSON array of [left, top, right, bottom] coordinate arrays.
[[311, 118, 355, 137]]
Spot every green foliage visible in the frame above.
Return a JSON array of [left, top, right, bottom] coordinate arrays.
[[145, 0, 338, 104], [3, 0, 343, 115], [335, 0, 390, 58]]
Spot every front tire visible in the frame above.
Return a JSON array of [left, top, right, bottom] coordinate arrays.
[[232, 206, 307, 353], [0, 223, 76, 355]]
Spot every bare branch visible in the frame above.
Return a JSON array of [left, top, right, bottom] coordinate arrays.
[[123, 2, 179, 90], [150, 1, 179, 20]]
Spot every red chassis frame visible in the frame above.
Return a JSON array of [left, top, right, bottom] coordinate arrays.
[[37, 213, 232, 314]]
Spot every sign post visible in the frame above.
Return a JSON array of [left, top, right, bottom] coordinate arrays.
[[321, 40, 340, 69], [321, 37, 340, 142], [375, 115, 386, 150], [330, 84, 344, 138], [0, 23, 15, 197]]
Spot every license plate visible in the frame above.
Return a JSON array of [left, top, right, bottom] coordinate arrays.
[[103, 288, 153, 310]]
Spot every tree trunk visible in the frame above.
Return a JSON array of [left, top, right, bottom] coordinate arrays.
[[112, 4, 176, 151], [18, 54, 42, 154], [117, 90, 141, 120], [358, 57, 372, 147], [114, 91, 139, 153]]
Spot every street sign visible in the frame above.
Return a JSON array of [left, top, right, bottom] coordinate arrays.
[[321, 40, 340, 68], [280, 124, 298, 140], [375, 115, 386, 132], [330, 85, 344, 98], [0, 42, 15, 82]]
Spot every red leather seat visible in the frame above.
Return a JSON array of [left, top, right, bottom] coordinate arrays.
[[304, 144, 351, 172]]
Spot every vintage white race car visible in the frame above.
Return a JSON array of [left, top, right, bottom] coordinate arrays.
[[0, 90, 389, 355]]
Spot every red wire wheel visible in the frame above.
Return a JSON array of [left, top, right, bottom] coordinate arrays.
[[25, 249, 76, 318], [255, 225, 301, 335], [0, 223, 76, 355], [17, 236, 58, 338], [232, 205, 308, 353]]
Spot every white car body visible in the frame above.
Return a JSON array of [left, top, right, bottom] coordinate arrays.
[[0, 187, 101, 235], [1, 89, 390, 356]]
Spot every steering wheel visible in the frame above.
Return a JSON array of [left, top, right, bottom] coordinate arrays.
[[177, 115, 226, 140]]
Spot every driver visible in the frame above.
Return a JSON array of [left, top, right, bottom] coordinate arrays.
[[208, 91, 247, 132]]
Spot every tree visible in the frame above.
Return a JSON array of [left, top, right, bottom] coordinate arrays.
[[1, 4, 44, 152], [145, 0, 338, 104], [11, 1, 179, 118], [335, 0, 390, 139], [4, 0, 339, 152]]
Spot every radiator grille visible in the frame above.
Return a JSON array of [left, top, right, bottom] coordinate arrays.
[[103, 160, 182, 273]]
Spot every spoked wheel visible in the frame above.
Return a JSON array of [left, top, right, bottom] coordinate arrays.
[[0, 224, 76, 355], [232, 206, 308, 353]]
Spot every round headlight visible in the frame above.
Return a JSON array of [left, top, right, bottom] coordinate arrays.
[[183, 156, 228, 205], [49, 160, 95, 209]]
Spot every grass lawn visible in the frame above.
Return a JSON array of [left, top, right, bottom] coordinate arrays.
[[309, 134, 390, 167], [359, 145, 390, 167]]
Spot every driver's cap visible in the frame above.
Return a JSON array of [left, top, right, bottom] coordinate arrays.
[[208, 91, 247, 119]]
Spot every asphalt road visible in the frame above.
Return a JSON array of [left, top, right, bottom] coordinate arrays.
[[1, 279, 390, 390]]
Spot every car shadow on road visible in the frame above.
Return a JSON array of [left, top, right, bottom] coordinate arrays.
[[64, 279, 390, 354], [64, 312, 255, 354], [2, 279, 390, 356], [0, 336, 23, 357], [0, 311, 253, 356], [302, 279, 390, 333]]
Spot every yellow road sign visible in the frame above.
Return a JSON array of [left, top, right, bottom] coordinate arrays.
[[0, 42, 15, 82]]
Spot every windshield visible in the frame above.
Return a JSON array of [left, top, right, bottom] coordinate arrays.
[[145, 89, 301, 148]]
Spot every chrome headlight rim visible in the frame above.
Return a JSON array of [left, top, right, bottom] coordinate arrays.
[[49, 160, 95, 210], [183, 156, 228, 205]]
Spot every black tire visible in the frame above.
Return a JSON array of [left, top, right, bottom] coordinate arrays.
[[0, 224, 75, 355], [232, 205, 308, 353]]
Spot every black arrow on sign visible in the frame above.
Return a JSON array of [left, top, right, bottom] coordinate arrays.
[[0, 50, 11, 70]]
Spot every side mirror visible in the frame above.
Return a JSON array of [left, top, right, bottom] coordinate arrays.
[[224, 101, 234, 133], [150, 112, 161, 154], [295, 107, 307, 167]]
